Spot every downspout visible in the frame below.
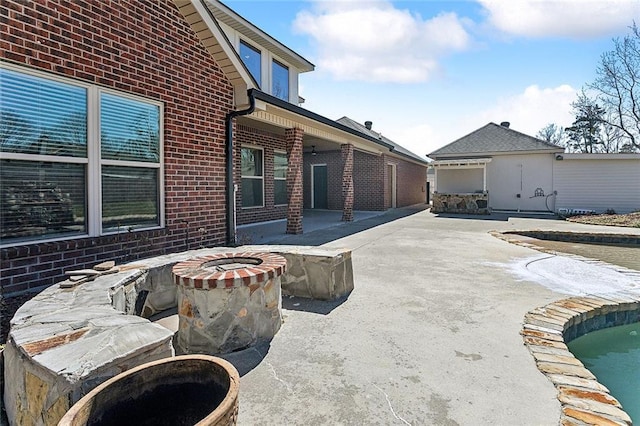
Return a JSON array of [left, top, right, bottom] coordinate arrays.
[[225, 90, 255, 246]]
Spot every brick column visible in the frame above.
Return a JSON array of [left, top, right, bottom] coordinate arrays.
[[286, 128, 304, 234], [341, 143, 354, 222]]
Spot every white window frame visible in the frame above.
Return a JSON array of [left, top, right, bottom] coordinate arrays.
[[273, 150, 288, 206], [240, 145, 264, 209], [0, 62, 164, 247]]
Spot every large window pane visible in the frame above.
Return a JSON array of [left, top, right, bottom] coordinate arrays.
[[240, 40, 261, 86], [0, 68, 87, 157], [274, 152, 287, 179], [0, 160, 86, 242], [101, 93, 160, 163], [241, 147, 263, 208], [102, 166, 159, 231], [241, 148, 262, 177], [274, 152, 287, 205], [272, 60, 289, 101], [241, 178, 264, 208], [274, 180, 287, 205]]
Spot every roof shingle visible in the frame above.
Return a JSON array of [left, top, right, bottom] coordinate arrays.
[[336, 117, 427, 163], [429, 123, 563, 158]]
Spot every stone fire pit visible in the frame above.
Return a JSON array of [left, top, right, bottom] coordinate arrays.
[[172, 252, 287, 354]]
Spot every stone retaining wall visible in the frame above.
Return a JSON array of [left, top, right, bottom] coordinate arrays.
[[522, 293, 639, 425], [502, 230, 640, 246], [431, 192, 490, 214], [3, 245, 353, 425]]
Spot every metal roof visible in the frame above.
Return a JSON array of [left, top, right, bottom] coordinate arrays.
[[429, 123, 564, 158]]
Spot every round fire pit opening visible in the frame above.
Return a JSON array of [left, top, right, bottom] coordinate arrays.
[[172, 252, 287, 354], [58, 355, 239, 426]]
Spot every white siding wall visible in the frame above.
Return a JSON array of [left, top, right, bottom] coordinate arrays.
[[554, 158, 640, 214], [487, 154, 555, 211], [436, 168, 483, 193]]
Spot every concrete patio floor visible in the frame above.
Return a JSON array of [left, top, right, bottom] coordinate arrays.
[[225, 205, 640, 425]]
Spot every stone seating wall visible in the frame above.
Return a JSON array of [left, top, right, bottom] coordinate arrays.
[[3, 245, 353, 425]]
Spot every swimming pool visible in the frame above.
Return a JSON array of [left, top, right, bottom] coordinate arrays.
[[568, 321, 640, 423]]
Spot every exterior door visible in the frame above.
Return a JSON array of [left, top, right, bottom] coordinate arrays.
[[387, 164, 397, 208], [312, 165, 328, 209]]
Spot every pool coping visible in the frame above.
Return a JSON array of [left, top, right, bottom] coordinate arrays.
[[492, 230, 640, 425]]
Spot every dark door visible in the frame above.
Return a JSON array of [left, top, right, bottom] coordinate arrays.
[[312, 165, 328, 209]]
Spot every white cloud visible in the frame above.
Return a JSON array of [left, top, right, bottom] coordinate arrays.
[[479, 0, 640, 39], [474, 84, 577, 135], [293, 0, 471, 83], [382, 84, 578, 157]]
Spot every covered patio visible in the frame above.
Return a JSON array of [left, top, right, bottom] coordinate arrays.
[[236, 208, 386, 245], [431, 158, 491, 214]]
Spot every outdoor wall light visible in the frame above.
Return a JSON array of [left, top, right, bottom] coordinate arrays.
[[311, 145, 317, 155], [555, 154, 564, 160]]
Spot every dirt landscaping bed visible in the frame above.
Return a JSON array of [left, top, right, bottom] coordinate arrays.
[[567, 211, 640, 228]]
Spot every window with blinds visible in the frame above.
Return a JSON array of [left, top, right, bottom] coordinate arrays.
[[0, 64, 163, 245]]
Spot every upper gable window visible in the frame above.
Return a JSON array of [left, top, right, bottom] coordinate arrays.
[[272, 60, 289, 101], [240, 40, 261, 86]]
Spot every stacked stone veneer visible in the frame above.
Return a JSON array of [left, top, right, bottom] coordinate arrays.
[[4, 245, 353, 425], [3, 268, 176, 426], [243, 245, 354, 300], [432, 192, 489, 214], [522, 293, 640, 425], [172, 252, 286, 354]]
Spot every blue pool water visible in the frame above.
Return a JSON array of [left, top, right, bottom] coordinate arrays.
[[567, 322, 640, 422]]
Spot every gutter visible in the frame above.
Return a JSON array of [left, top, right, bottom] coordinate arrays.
[[225, 90, 255, 246]]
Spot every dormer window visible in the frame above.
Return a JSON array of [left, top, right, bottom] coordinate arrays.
[[240, 40, 261, 86], [272, 60, 289, 101]]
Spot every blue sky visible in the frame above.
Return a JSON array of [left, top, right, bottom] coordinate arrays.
[[224, 0, 639, 158]]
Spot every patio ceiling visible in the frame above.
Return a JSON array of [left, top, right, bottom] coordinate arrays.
[[431, 158, 492, 169]]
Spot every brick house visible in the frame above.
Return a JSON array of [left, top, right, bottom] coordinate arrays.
[[0, 0, 427, 337]]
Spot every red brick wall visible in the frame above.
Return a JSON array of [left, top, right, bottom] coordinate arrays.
[[302, 150, 427, 211], [1, 0, 234, 332], [234, 124, 289, 225], [385, 155, 428, 207], [353, 150, 386, 210], [285, 128, 304, 234]]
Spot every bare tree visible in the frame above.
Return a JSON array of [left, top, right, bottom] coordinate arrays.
[[589, 22, 640, 152], [536, 123, 566, 146]]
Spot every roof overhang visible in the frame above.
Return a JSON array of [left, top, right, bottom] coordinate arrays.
[[244, 90, 399, 156], [559, 153, 640, 160], [428, 149, 563, 161], [173, 0, 257, 107], [432, 158, 492, 169], [206, 0, 315, 73]]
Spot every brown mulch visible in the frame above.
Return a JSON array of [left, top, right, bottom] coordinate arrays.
[[566, 212, 640, 228]]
